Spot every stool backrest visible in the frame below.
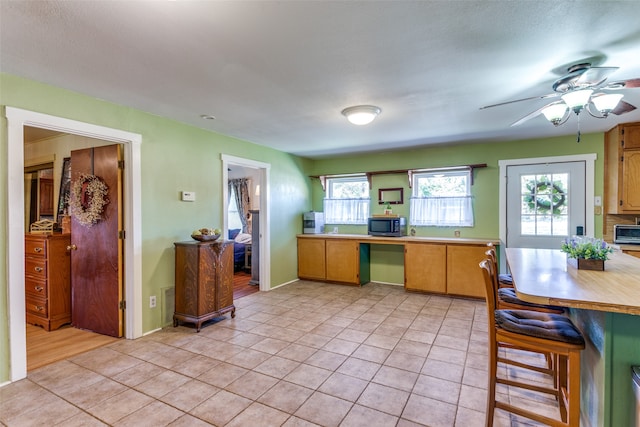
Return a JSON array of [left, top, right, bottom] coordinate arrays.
[[479, 258, 498, 331], [485, 248, 500, 290]]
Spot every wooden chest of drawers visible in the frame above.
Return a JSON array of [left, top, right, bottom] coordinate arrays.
[[173, 240, 235, 332], [25, 234, 72, 331]]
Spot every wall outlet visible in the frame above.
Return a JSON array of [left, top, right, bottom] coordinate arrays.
[[454, 230, 461, 237], [149, 295, 157, 308]]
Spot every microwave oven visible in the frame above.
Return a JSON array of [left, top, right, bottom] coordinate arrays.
[[368, 217, 406, 237], [614, 224, 640, 244]]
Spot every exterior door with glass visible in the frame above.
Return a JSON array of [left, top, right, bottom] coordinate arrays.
[[506, 161, 586, 249]]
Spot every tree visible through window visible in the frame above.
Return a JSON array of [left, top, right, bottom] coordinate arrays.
[[410, 170, 474, 226], [323, 176, 370, 224], [520, 174, 568, 236]]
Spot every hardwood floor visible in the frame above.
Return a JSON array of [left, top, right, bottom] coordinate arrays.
[[27, 324, 118, 371], [26, 270, 258, 371], [233, 269, 258, 299]]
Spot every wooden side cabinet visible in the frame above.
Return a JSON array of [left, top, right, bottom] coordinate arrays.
[[25, 234, 71, 331], [404, 243, 446, 293], [605, 122, 640, 213], [446, 244, 487, 298], [174, 240, 235, 332]]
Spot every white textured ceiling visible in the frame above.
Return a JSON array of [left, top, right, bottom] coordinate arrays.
[[2, 1, 640, 158]]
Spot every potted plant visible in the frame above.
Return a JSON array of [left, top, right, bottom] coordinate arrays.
[[560, 237, 613, 271]]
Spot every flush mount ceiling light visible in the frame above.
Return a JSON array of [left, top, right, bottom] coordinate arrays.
[[341, 105, 381, 125]]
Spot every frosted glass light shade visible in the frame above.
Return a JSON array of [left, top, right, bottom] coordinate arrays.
[[341, 105, 381, 125], [561, 89, 593, 109], [542, 103, 568, 122], [592, 94, 623, 113]]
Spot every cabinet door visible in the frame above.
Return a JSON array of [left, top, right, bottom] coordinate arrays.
[[298, 238, 326, 280], [326, 240, 359, 285], [623, 124, 640, 149], [404, 243, 446, 293], [621, 149, 640, 211], [446, 245, 487, 298]]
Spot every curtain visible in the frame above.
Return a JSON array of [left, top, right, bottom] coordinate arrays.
[[229, 178, 251, 233], [323, 198, 369, 224], [410, 196, 474, 227]]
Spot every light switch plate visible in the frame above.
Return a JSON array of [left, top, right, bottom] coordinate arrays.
[[181, 191, 196, 202], [594, 196, 602, 206]]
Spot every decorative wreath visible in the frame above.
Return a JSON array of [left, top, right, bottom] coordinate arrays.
[[69, 173, 109, 227], [524, 180, 566, 214]]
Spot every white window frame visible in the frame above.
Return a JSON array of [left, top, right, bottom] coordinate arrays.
[[410, 169, 474, 227], [323, 175, 370, 224]]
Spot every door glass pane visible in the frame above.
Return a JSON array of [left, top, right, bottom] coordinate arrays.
[[520, 173, 569, 237]]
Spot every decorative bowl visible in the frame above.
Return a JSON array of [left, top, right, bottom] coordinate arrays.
[[191, 233, 221, 242]]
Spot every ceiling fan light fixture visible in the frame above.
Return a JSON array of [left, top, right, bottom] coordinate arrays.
[[561, 89, 593, 113], [542, 103, 569, 126], [341, 105, 381, 125], [592, 93, 623, 116]]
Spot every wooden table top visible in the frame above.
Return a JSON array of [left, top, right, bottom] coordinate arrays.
[[505, 248, 640, 315]]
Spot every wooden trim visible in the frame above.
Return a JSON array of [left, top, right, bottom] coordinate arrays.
[[310, 163, 487, 190]]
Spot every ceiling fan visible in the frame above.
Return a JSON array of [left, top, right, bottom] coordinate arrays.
[[481, 63, 640, 128]]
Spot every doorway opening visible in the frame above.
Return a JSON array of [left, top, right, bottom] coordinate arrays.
[[222, 154, 271, 293], [5, 107, 142, 382]]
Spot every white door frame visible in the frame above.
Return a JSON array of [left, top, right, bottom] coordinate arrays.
[[221, 154, 271, 292], [499, 153, 597, 249], [5, 107, 143, 382]]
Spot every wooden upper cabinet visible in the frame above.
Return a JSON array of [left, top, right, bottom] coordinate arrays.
[[325, 239, 360, 285], [605, 122, 640, 214], [404, 243, 446, 293], [298, 238, 326, 280], [446, 245, 487, 299]]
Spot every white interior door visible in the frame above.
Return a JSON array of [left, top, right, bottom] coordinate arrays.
[[506, 161, 586, 249]]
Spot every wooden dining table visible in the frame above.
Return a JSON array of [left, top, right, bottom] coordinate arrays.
[[505, 248, 640, 427]]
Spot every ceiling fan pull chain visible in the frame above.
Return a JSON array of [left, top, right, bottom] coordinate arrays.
[[576, 112, 581, 143]]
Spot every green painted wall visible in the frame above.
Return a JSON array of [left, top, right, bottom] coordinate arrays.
[[0, 73, 312, 382]]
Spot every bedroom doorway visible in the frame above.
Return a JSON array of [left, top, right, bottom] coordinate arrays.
[[6, 107, 142, 382], [222, 154, 271, 293]]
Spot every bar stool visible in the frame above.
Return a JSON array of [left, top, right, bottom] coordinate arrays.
[[479, 259, 585, 426], [486, 242, 513, 288], [485, 248, 565, 314]]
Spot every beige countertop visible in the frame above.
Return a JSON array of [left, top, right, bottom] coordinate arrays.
[[297, 233, 500, 245], [506, 248, 640, 315]]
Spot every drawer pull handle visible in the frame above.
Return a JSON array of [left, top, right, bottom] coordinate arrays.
[[36, 306, 44, 311], [34, 267, 43, 272], [35, 286, 44, 292], [34, 247, 43, 253], [66, 244, 77, 251]]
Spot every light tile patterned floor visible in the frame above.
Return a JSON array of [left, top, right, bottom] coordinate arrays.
[[1, 281, 560, 426]]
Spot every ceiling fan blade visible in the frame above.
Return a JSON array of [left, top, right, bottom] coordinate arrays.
[[480, 93, 559, 110], [575, 66, 619, 87], [611, 100, 636, 115], [510, 102, 557, 127], [623, 78, 640, 88]]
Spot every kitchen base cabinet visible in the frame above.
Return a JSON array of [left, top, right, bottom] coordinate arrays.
[[326, 239, 369, 286], [298, 235, 496, 297], [446, 244, 488, 298], [174, 240, 235, 332], [297, 238, 326, 280], [25, 234, 71, 331], [404, 243, 446, 293]]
